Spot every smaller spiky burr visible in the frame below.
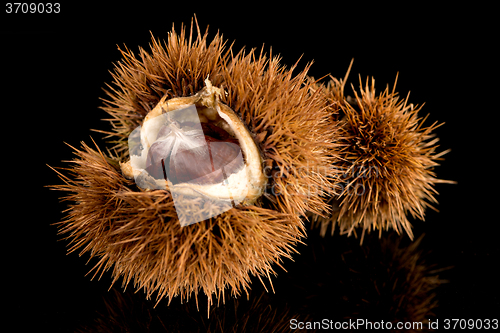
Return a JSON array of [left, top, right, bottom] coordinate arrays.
[[311, 62, 453, 241]]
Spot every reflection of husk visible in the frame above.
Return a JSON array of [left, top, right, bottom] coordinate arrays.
[[309, 64, 453, 241], [76, 288, 308, 333], [50, 18, 340, 310], [76, 287, 306, 333], [75, 232, 443, 332], [280, 232, 446, 332]]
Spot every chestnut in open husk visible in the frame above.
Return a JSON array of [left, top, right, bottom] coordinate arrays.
[[121, 79, 267, 208], [145, 121, 243, 185]]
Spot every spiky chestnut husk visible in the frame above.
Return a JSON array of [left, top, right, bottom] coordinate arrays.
[[51, 20, 339, 309], [310, 65, 453, 241]]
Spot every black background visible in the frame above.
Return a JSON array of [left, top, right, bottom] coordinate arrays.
[[3, 3, 498, 332]]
